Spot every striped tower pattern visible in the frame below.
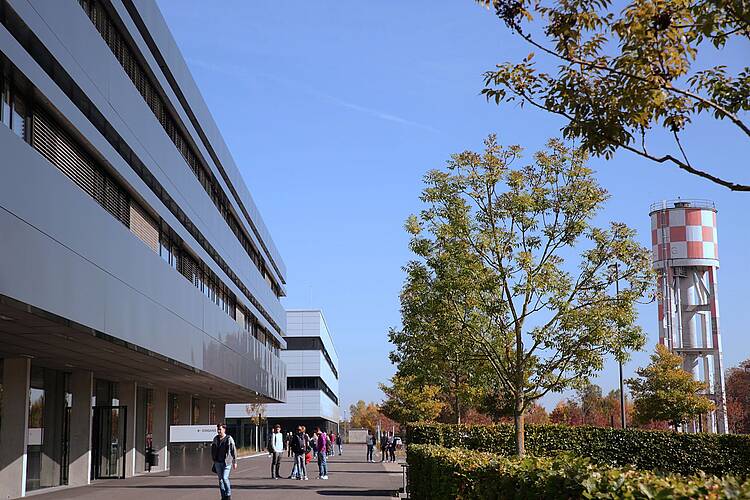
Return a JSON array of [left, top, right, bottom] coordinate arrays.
[[649, 200, 727, 434]]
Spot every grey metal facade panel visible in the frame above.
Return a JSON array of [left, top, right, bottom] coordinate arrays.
[[0, 126, 285, 400], [109, 0, 286, 289], [122, 0, 286, 281], [0, 1, 285, 337], [0, 27, 284, 345]]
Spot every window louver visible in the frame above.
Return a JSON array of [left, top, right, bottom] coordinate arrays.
[[31, 111, 129, 227], [129, 202, 159, 252]]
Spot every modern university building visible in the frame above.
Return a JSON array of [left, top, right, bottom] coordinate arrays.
[[226, 310, 341, 436], [0, 0, 287, 497]]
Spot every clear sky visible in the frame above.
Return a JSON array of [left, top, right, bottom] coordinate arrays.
[[155, 1, 750, 414]]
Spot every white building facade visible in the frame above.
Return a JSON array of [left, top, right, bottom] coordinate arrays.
[[227, 310, 340, 435]]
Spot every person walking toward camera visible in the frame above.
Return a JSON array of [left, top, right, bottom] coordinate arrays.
[[380, 432, 388, 462], [268, 424, 284, 479], [336, 432, 343, 455], [211, 423, 237, 500]]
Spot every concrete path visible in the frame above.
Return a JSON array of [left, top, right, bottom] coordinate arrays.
[[29, 445, 403, 499]]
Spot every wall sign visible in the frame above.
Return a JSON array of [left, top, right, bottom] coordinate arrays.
[[169, 425, 217, 443]]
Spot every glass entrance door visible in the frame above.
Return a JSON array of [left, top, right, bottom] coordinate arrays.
[[91, 406, 127, 479]]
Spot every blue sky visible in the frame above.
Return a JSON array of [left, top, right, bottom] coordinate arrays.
[[156, 1, 750, 414]]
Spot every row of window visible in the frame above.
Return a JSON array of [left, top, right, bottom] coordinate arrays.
[[284, 337, 339, 380], [0, 16, 284, 337], [286, 377, 339, 405], [0, 70, 280, 354], [77, 0, 282, 298]]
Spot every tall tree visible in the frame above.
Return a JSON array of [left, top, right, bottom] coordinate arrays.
[[405, 135, 652, 455], [627, 344, 715, 430], [725, 358, 750, 433], [475, 0, 750, 191]]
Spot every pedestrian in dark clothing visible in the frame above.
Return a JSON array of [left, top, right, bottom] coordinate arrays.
[[211, 423, 237, 500], [388, 434, 396, 462], [380, 433, 388, 462], [336, 433, 343, 455], [366, 432, 375, 462], [289, 426, 309, 480]]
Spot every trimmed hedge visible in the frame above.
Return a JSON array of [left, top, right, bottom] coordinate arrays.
[[407, 422, 750, 476], [407, 444, 750, 500]]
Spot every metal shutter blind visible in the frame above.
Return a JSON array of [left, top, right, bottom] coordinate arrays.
[[31, 112, 99, 202], [129, 202, 159, 253], [31, 111, 130, 227]]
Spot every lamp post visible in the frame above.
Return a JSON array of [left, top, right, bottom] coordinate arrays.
[[613, 262, 626, 429]]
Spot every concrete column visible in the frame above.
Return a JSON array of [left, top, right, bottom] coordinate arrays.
[[195, 398, 209, 424], [40, 369, 64, 488], [0, 358, 31, 500], [68, 371, 93, 487], [215, 401, 225, 424], [175, 394, 192, 425], [119, 382, 137, 478], [151, 387, 168, 472]]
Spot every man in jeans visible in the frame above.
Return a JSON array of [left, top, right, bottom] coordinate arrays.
[[268, 424, 284, 479], [315, 427, 329, 479], [289, 426, 308, 480], [211, 423, 237, 500]]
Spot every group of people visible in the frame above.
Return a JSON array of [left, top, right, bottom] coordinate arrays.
[[365, 431, 398, 463], [269, 424, 343, 480], [210, 422, 343, 500]]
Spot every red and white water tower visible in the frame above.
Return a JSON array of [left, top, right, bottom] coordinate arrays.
[[650, 199, 728, 434]]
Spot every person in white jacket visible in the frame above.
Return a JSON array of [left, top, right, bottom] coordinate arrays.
[[268, 424, 284, 479]]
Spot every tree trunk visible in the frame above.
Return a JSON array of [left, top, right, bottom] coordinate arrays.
[[514, 396, 525, 457]]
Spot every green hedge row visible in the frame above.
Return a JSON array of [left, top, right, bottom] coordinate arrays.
[[407, 422, 750, 476], [407, 444, 750, 500]]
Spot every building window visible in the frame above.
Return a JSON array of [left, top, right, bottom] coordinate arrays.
[[1, 75, 27, 140]]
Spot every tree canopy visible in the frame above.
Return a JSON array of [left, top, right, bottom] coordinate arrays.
[[379, 374, 445, 425], [475, 0, 750, 191]]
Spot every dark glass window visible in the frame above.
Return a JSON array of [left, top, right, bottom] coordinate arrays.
[[286, 377, 338, 405]]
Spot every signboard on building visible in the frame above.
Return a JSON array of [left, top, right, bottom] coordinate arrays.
[[169, 425, 217, 443]]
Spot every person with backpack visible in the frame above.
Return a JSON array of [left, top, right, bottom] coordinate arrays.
[[211, 423, 237, 500], [268, 424, 284, 479], [314, 427, 329, 479], [336, 432, 343, 455], [289, 425, 309, 480]]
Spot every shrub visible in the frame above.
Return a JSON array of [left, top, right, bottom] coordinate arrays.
[[407, 444, 750, 500], [407, 422, 750, 476]]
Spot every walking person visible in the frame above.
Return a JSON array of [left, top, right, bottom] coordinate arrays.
[[315, 427, 329, 479], [289, 426, 309, 480], [268, 424, 284, 479], [366, 431, 375, 462], [336, 433, 343, 455], [388, 433, 396, 463], [211, 423, 237, 500], [380, 432, 388, 462]]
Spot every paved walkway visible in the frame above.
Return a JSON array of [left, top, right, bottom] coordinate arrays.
[[30, 445, 403, 499]]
